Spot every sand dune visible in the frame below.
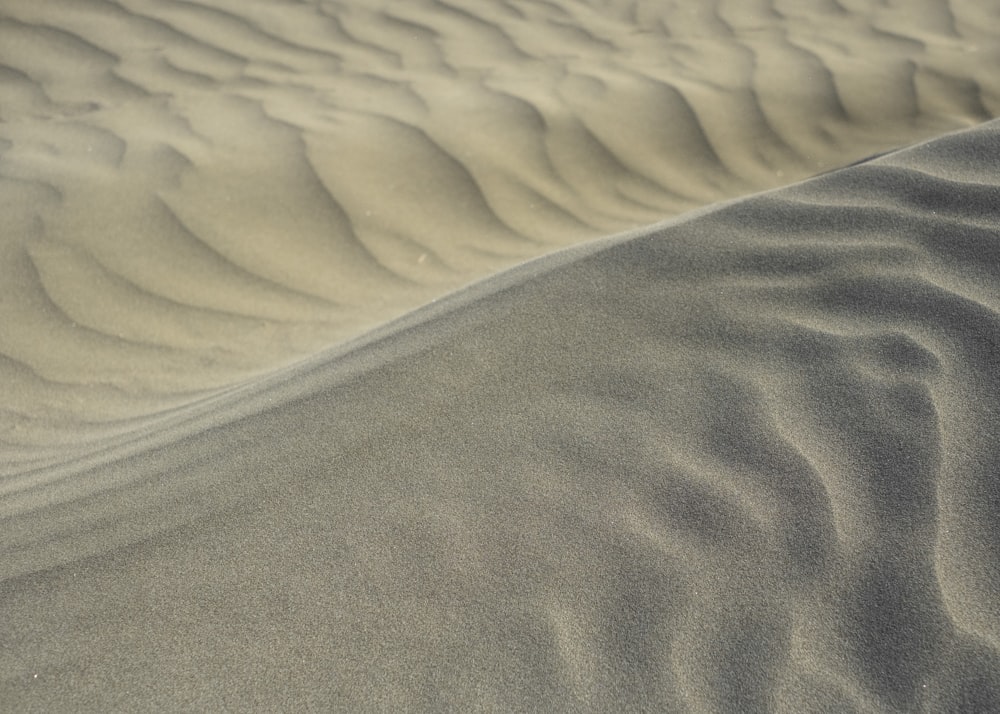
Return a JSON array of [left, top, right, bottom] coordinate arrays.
[[3, 0, 1000, 711], [6, 117, 1000, 712]]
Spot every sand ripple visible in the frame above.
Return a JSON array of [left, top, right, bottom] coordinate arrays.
[[2, 0, 999, 449]]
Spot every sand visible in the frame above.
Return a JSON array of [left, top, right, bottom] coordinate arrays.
[[3, 0, 1000, 711]]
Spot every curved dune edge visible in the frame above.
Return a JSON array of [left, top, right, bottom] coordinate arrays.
[[4, 118, 1000, 711], [2, 0, 1000, 450]]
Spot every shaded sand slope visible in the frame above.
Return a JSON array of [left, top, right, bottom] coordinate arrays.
[[2, 0, 1000, 448], [5, 120, 1000, 711]]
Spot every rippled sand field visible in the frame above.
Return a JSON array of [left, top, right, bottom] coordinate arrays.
[[3, 1, 1000, 711]]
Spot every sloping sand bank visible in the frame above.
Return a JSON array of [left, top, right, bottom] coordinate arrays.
[[5, 119, 1000, 711]]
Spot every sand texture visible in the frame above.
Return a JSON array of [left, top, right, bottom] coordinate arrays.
[[3, 0, 1000, 711]]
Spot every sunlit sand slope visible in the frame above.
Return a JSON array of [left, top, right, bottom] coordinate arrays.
[[1, 0, 999, 448]]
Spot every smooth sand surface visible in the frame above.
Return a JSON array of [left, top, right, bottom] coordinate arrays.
[[3, 1, 1000, 711]]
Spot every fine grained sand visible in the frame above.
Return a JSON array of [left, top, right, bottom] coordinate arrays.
[[3, 1, 1000, 711]]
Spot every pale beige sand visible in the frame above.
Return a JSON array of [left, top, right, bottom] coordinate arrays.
[[3, 0, 1000, 711], [1, 0, 999, 453]]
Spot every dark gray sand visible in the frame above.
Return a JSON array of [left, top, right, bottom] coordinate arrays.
[[6, 120, 1000, 711], [4, 1, 1000, 711]]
